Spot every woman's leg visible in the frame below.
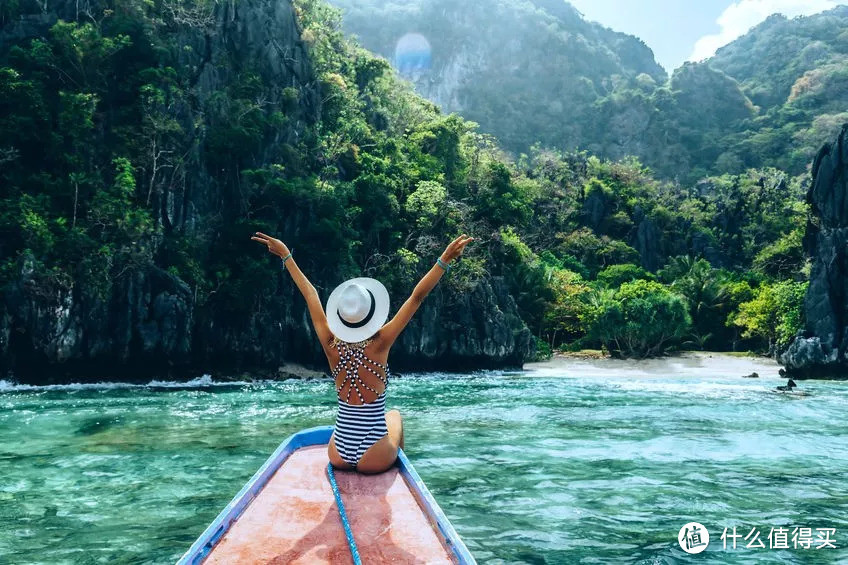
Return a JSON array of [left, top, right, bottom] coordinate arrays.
[[355, 435, 398, 474], [386, 408, 404, 450], [355, 411, 404, 474]]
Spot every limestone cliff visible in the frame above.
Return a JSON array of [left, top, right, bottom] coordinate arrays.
[[0, 0, 535, 383], [779, 124, 848, 378], [329, 1, 848, 180], [330, 0, 666, 156]]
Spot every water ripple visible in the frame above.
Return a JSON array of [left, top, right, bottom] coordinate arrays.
[[1, 368, 847, 563]]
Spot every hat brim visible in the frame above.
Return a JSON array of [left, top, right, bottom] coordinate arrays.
[[325, 277, 390, 343]]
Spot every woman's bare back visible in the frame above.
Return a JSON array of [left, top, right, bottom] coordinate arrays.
[[325, 333, 390, 405]]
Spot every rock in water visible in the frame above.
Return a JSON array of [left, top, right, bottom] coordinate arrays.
[[779, 124, 848, 378]]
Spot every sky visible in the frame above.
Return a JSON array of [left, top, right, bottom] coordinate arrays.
[[566, 0, 843, 72]]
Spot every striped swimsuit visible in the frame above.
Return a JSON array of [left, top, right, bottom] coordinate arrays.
[[330, 336, 391, 468]]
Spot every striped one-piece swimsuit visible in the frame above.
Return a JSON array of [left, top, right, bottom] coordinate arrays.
[[330, 336, 391, 467]]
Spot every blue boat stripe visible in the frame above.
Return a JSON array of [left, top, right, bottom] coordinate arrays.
[[326, 463, 362, 565]]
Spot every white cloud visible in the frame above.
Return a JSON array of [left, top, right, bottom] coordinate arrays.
[[688, 0, 839, 62]]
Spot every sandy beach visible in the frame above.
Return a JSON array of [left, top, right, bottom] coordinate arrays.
[[523, 350, 784, 380]]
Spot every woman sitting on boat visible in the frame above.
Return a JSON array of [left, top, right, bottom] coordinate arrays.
[[251, 232, 474, 473]]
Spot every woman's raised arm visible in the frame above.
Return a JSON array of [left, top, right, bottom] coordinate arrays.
[[251, 232, 334, 349], [376, 234, 474, 352]]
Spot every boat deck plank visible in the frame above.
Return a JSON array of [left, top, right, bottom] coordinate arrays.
[[205, 445, 453, 564]]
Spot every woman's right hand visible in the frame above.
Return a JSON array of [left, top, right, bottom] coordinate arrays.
[[250, 232, 290, 259], [440, 234, 474, 263]]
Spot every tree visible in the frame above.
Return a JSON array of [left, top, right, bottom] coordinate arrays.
[[660, 256, 729, 349], [475, 160, 533, 228], [584, 279, 691, 358], [405, 180, 446, 227], [542, 268, 592, 348], [730, 280, 808, 355], [596, 263, 654, 288]]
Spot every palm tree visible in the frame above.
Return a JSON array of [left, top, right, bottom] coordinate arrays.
[[663, 256, 728, 349]]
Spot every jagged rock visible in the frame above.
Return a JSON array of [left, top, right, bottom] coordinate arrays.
[[635, 217, 663, 272], [275, 362, 328, 380], [669, 63, 755, 131], [689, 230, 724, 268], [582, 188, 609, 232], [393, 276, 535, 372], [328, 0, 666, 159], [779, 124, 848, 378], [2, 250, 193, 383]]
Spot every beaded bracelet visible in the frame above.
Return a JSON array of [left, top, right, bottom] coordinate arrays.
[[436, 257, 452, 272], [281, 249, 293, 265]]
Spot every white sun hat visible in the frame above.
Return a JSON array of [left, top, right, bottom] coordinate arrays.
[[325, 277, 390, 343]]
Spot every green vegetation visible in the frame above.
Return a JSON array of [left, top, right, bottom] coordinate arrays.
[[0, 0, 821, 362], [330, 1, 848, 183], [517, 150, 809, 357], [729, 280, 809, 356], [583, 279, 691, 358]]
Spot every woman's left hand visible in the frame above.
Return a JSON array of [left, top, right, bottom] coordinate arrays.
[[251, 232, 290, 259]]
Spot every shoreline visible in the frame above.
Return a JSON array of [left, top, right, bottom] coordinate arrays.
[[6, 351, 841, 389], [523, 350, 787, 380], [537, 349, 770, 361]]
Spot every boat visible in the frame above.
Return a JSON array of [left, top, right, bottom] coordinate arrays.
[[178, 425, 475, 564]]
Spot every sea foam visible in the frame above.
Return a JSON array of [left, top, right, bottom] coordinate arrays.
[[0, 374, 258, 392]]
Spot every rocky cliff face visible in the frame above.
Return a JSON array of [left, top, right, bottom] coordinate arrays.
[[329, 0, 666, 156], [708, 7, 848, 111], [0, 0, 535, 384], [329, 1, 848, 180], [0, 251, 534, 383], [393, 276, 534, 372], [779, 124, 848, 378]]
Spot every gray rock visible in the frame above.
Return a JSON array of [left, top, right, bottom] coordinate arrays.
[[778, 124, 848, 378], [635, 218, 663, 271]]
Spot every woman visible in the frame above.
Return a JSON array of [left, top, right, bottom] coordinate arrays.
[[251, 232, 474, 473]]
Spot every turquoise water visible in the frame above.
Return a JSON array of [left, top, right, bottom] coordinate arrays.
[[1, 365, 847, 564]]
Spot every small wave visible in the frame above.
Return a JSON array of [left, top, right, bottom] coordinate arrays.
[[0, 374, 259, 392], [403, 371, 478, 379], [613, 379, 767, 397]]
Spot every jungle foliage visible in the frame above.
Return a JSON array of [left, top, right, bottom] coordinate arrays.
[[330, 0, 848, 183], [0, 0, 817, 360]]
